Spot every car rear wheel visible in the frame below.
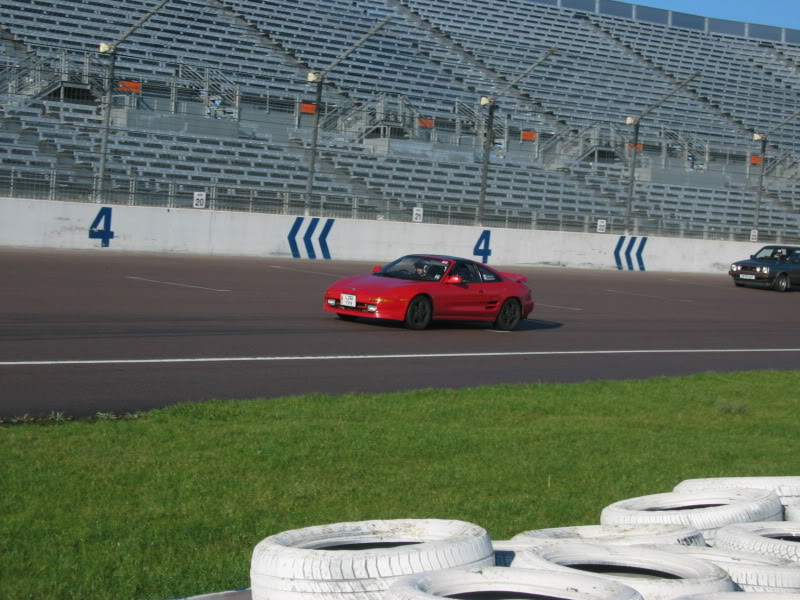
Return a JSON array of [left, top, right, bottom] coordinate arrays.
[[405, 296, 432, 330], [494, 298, 521, 331], [773, 274, 788, 292]]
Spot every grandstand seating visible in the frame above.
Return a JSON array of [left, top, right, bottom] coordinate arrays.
[[1, 0, 800, 240]]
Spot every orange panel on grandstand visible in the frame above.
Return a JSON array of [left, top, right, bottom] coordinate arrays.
[[117, 80, 141, 93]]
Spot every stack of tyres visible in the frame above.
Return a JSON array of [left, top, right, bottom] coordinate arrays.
[[509, 524, 707, 547], [786, 503, 800, 522], [249, 519, 494, 600], [385, 567, 645, 600], [600, 489, 783, 543], [641, 543, 800, 592], [713, 522, 800, 563], [510, 541, 736, 600], [674, 478, 800, 507]]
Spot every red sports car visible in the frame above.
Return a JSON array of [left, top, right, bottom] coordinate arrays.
[[323, 254, 534, 330]]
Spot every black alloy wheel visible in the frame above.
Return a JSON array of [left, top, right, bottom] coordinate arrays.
[[404, 296, 432, 330], [494, 298, 521, 331]]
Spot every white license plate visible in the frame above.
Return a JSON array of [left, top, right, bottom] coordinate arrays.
[[739, 274, 755, 280], [340, 293, 357, 307]]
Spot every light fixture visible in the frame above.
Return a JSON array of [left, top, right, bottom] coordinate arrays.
[[99, 42, 113, 53], [307, 71, 321, 83], [625, 116, 637, 125], [479, 95, 492, 106]]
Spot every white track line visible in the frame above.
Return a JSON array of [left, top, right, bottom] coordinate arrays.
[[537, 303, 584, 311], [126, 276, 229, 292], [3, 348, 800, 367], [606, 289, 693, 303], [666, 278, 728, 289], [270, 265, 342, 277]]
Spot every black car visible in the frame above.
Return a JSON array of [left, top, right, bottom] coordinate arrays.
[[729, 245, 800, 292]]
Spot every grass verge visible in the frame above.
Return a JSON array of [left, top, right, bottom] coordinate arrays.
[[2, 371, 799, 600]]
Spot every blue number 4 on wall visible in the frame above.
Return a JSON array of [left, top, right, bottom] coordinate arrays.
[[88, 207, 115, 248], [473, 230, 492, 264]]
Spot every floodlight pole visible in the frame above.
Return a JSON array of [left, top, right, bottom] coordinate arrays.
[[752, 105, 800, 231], [304, 15, 391, 215], [624, 72, 699, 233], [95, 0, 171, 203], [753, 134, 768, 232], [476, 47, 557, 226]]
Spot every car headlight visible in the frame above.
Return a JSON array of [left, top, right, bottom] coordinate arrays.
[[366, 304, 378, 312], [759, 266, 770, 274], [731, 264, 739, 271], [326, 298, 336, 305]]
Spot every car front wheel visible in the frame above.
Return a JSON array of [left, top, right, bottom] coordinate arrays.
[[494, 298, 521, 331], [404, 296, 432, 330], [773, 274, 789, 292]]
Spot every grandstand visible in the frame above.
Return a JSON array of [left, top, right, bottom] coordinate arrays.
[[1, 0, 800, 241]]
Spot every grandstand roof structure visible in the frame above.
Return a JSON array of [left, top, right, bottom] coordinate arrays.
[[2, 0, 800, 241]]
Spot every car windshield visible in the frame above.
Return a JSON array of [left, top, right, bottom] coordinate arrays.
[[753, 247, 790, 260], [376, 256, 450, 281]]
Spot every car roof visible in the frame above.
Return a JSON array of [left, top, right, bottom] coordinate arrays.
[[410, 254, 475, 263], [760, 245, 800, 250]]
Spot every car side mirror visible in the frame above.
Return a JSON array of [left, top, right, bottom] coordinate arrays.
[[446, 274, 463, 284], [372, 265, 382, 273], [750, 255, 755, 259]]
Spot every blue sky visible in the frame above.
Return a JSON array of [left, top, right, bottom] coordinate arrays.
[[633, 1, 800, 29]]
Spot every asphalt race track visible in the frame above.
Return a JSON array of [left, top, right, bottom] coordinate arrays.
[[2, 247, 798, 418]]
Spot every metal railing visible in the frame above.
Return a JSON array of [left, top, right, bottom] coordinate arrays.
[[2, 165, 798, 245]]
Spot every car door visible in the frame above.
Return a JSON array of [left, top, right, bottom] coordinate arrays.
[[789, 249, 800, 287], [474, 264, 504, 316], [434, 262, 485, 317]]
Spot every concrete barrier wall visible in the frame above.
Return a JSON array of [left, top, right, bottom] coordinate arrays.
[[0, 197, 759, 272]]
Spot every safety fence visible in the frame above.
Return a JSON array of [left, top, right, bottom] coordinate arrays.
[[2, 165, 796, 245]]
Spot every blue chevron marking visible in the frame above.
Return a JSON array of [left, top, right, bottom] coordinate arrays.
[[303, 217, 319, 260], [318, 218, 335, 260], [636, 237, 648, 271], [624, 236, 637, 271], [614, 236, 625, 270], [288, 217, 303, 259]]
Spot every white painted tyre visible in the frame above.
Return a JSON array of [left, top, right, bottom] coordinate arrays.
[[385, 566, 644, 600], [713, 522, 800, 563], [173, 591, 252, 600], [492, 539, 531, 567], [674, 477, 800, 506], [672, 594, 800, 600], [250, 519, 494, 600], [600, 488, 783, 543], [786, 503, 800, 522], [511, 524, 706, 547], [511, 542, 735, 600], [643, 543, 800, 592]]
